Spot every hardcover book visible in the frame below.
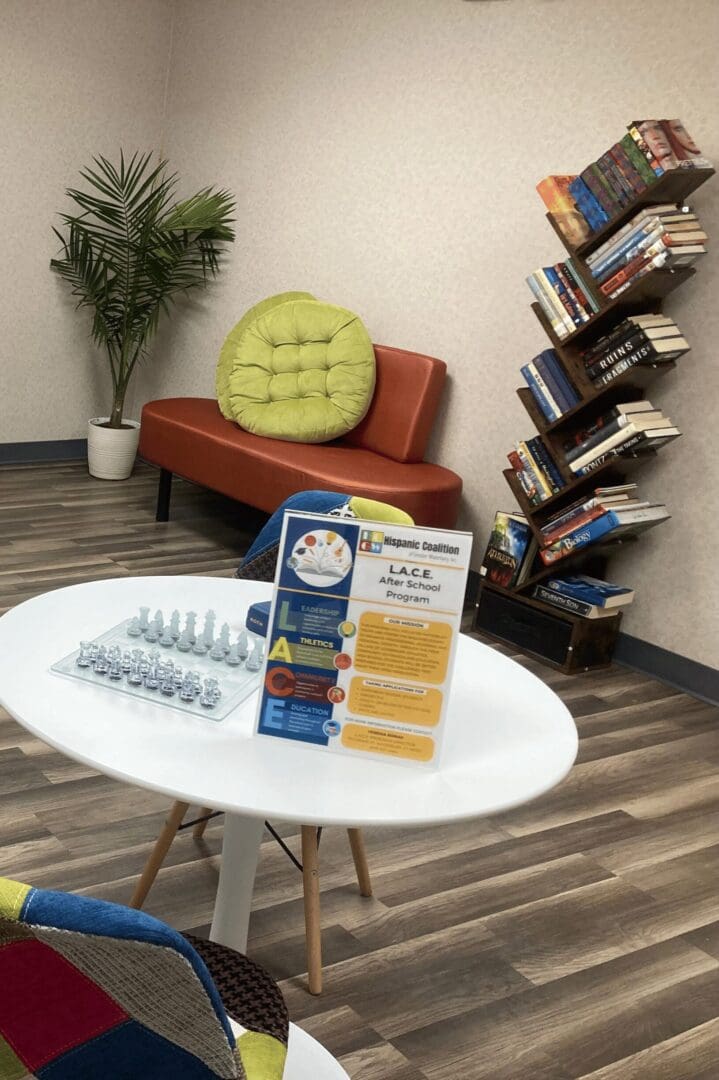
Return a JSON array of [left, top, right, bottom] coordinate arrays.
[[480, 512, 534, 589]]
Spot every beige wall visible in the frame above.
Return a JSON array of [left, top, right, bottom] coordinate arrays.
[[0, 0, 174, 441], [4, 0, 718, 666]]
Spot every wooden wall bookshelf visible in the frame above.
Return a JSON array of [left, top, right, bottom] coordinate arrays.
[[476, 137, 713, 674]]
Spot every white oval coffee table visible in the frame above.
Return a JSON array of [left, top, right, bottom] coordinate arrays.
[[0, 575, 577, 978]]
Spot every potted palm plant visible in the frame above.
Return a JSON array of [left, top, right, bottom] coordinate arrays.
[[51, 152, 235, 479]]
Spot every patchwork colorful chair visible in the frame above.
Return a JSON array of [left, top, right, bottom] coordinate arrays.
[[131, 491, 414, 995], [0, 875, 287, 1079]]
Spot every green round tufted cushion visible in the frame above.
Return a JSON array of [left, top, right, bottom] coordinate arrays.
[[228, 300, 376, 443], [216, 292, 315, 419]]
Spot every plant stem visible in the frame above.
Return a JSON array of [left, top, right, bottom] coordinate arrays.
[[109, 387, 127, 428]]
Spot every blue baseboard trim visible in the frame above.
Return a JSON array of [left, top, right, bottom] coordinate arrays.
[[615, 633, 719, 707], [0, 439, 87, 464]]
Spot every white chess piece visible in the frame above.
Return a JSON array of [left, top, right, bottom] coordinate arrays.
[[169, 610, 181, 641], [246, 640, 264, 672], [202, 610, 216, 648]]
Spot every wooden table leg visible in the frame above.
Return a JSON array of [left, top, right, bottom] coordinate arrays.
[[193, 807, 214, 840], [301, 825, 322, 995], [347, 828, 373, 897], [130, 800, 189, 909]]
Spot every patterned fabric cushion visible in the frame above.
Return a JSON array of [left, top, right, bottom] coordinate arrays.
[[0, 878, 287, 1080], [235, 489, 413, 581]]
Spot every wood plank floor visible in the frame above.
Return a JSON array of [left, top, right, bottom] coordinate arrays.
[[0, 460, 717, 1078]]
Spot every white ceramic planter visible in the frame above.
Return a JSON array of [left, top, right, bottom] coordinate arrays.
[[87, 417, 141, 480]]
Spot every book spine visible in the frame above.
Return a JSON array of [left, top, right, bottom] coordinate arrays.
[[517, 442, 552, 500], [574, 432, 648, 475], [565, 259, 600, 314], [540, 496, 595, 537], [588, 162, 622, 210], [605, 250, 669, 299], [565, 416, 626, 463], [533, 351, 574, 413], [580, 167, 616, 215], [585, 332, 647, 378], [541, 505, 607, 546], [538, 349, 580, 407], [533, 585, 595, 617], [540, 511, 620, 565], [597, 154, 631, 203], [600, 241, 666, 296], [627, 124, 665, 177], [591, 222, 662, 280], [610, 143, 647, 194], [582, 319, 635, 363], [620, 132, 659, 187], [526, 274, 569, 338], [507, 450, 542, 505], [554, 264, 589, 323], [527, 437, 564, 491], [545, 580, 620, 607], [544, 266, 584, 328], [569, 178, 609, 230], [521, 362, 561, 422]]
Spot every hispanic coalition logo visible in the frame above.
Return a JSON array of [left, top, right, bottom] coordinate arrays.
[[359, 528, 384, 554]]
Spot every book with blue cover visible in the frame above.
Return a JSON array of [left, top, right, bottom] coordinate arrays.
[[480, 511, 536, 589], [545, 575, 634, 608], [535, 350, 580, 410], [521, 362, 562, 423]]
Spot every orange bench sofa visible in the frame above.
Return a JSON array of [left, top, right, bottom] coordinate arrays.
[[139, 344, 462, 528]]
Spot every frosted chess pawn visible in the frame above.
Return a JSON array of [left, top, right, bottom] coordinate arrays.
[[218, 623, 231, 654], [127, 617, 143, 637], [176, 630, 193, 653], [158, 625, 175, 648], [225, 643, 242, 667], [192, 637, 208, 656], [76, 642, 92, 668], [160, 679, 176, 697], [108, 659, 123, 681], [153, 609, 164, 629], [121, 651, 133, 672], [179, 678, 196, 703], [246, 640, 264, 672], [144, 619, 160, 643], [169, 610, 181, 641], [127, 663, 143, 686], [138, 607, 150, 632], [209, 640, 226, 661]]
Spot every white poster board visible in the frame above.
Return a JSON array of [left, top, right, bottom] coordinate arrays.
[[254, 511, 472, 768]]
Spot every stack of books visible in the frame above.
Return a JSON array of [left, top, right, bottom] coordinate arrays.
[[536, 482, 670, 565], [526, 261, 599, 340], [536, 119, 712, 245], [532, 574, 634, 620], [562, 399, 680, 476], [520, 348, 581, 422], [581, 313, 690, 389], [585, 205, 707, 299], [508, 436, 565, 506]]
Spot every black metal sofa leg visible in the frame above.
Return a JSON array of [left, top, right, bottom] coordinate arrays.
[[156, 469, 173, 522]]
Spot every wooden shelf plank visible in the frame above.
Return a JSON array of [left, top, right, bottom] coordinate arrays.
[[516, 534, 640, 592], [480, 579, 621, 628], [530, 264, 696, 349], [544, 165, 715, 260]]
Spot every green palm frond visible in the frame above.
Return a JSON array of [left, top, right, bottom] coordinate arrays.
[[50, 151, 236, 426]]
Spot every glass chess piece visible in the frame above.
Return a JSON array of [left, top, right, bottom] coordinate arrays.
[[159, 626, 175, 648], [160, 679, 176, 697], [144, 619, 160, 643], [109, 660, 123, 681], [138, 607, 150, 632], [209, 640, 225, 661], [144, 666, 160, 691], [199, 690, 216, 708], [235, 630, 249, 661], [203, 676, 221, 701], [94, 653, 109, 675], [192, 638, 208, 656], [218, 623, 231, 654], [176, 630, 193, 653], [121, 651, 133, 672], [76, 641, 92, 668], [169, 610, 181, 641], [173, 665, 185, 688], [184, 611, 197, 645], [225, 643, 242, 667], [246, 640, 264, 672], [127, 617, 143, 637], [153, 609, 164, 629], [202, 610, 216, 648], [87, 642, 99, 661], [127, 662, 143, 686], [108, 645, 122, 661], [179, 678, 196, 703]]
